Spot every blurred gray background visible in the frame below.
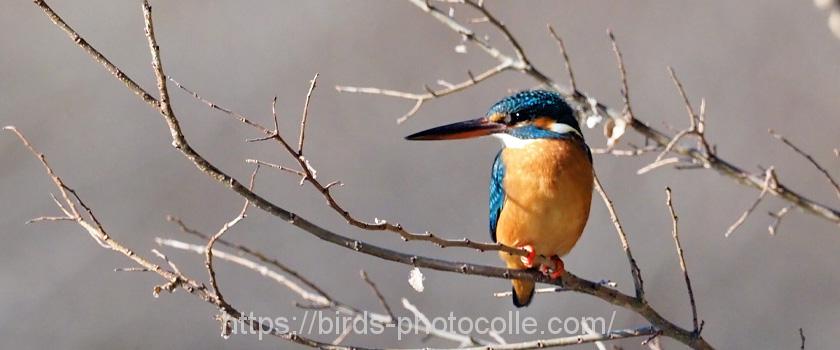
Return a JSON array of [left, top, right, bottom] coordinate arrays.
[[2, 1, 840, 349]]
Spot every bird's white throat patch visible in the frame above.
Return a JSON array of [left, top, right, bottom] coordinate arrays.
[[493, 133, 537, 149], [493, 122, 581, 149], [548, 122, 581, 136]]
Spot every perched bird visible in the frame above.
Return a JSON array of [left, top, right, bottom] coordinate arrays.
[[406, 90, 594, 307]]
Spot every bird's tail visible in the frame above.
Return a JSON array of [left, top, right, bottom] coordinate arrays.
[[511, 278, 535, 307]]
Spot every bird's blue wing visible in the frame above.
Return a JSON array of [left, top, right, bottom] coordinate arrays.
[[489, 150, 505, 242]]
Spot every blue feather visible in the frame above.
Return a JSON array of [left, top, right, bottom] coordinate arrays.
[[489, 150, 505, 242], [487, 90, 582, 135]]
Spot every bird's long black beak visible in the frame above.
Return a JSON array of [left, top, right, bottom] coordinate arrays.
[[405, 117, 506, 141]]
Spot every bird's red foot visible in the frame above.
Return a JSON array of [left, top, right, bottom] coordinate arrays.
[[518, 245, 536, 268], [549, 256, 565, 280]]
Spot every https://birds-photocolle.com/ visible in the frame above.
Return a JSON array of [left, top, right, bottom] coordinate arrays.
[[406, 90, 594, 307]]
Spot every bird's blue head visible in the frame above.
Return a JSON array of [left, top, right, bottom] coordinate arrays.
[[406, 90, 582, 145]]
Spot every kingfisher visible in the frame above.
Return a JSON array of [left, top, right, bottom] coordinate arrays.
[[406, 90, 594, 307]]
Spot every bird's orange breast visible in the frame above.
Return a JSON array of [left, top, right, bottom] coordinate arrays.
[[496, 138, 593, 264]]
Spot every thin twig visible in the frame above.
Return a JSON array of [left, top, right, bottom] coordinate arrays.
[[608, 29, 633, 120], [800, 328, 806, 350], [401, 298, 487, 347], [332, 326, 353, 346], [591, 144, 660, 157], [725, 167, 777, 237], [637, 157, 683, 175], [245, 159, 306, 177], [26, 216, 74, 224], [454, 326, 659, 350], [336, 61, 512, 123], [768, 205, 793, 235], [156, 238, 391, 324], [594, 174, 644, 301], [167, 77, 271, 134], [770, 129, 840, 202], [360, 270, 396, 324], [665, 188, 700, 334], [668, 67, 697, 131], [298, 74, 319, 154], [547, 25, 576, 91], [204, 164, 258, 310], [166, 215, 340, 305], [651, 68, 712, 164]]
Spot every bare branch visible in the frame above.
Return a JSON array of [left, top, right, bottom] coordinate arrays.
[[637, 157, 684, 175], [651, 68, 713, 165], [5, 126, 335, 346], [668, 67, 698, 131], [298, 74, 319, 154], [26, 216, 74, 224], [453, 326, 659, 350], [594, 174, 645, 301], [461, 0, 529, 65], [360, 270, 396, 324], [155, 238, 391, 323], [800, 328, 806, 350], [203, 164, 258, 310], [770, 129, 840, 202], [608, 29, 634, 120], [167, 214, 339, 304], [768, 205, 793, 236], [591, 144, 660, 157], [665, 188, 700, 334], [401, 298, 487, 347], [32, 0, 159, 108], [245, 159, 306, 177], [336, 61, 512, 123], [174, 77, 530, 258], [167, 77, 272, 135], [547, 25, 576, 92], [725, 167, 777, 237]]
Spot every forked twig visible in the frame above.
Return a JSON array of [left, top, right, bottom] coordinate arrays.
[[768, 205, 793, 235], [725, 167, 777, 237]]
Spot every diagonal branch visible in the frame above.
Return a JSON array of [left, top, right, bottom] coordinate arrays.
[[5, 125, 339, 348], [665, 188, 702, 335], [594, 174, 645, 301], [770, 129, 840, 202], [173, 79, 531, 257], [337, 0, 840, 226], [360, 270, 396, 324]]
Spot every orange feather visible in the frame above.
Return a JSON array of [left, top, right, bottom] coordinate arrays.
[[496, 137, 594, 306]]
